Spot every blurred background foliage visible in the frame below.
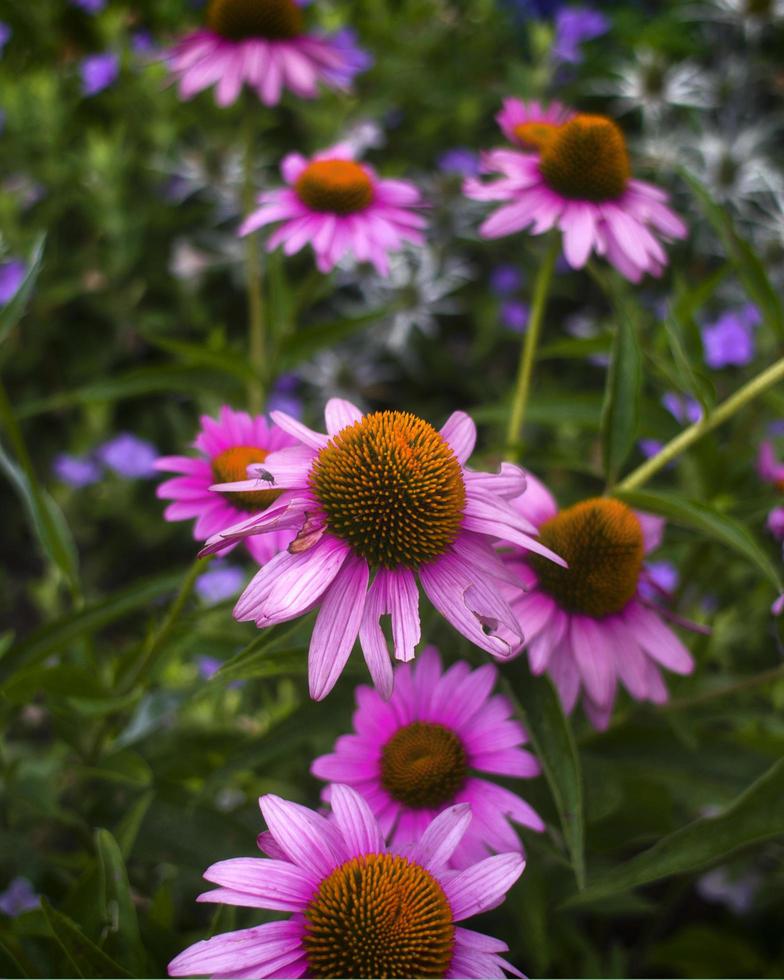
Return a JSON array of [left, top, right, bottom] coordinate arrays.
[[1, 0, 784, 976]]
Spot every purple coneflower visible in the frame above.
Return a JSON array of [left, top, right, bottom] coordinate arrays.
[[168, 785, 525, 979], [201, 398, 564, 700]]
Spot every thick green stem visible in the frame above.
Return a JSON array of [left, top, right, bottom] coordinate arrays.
[[243, 115, 266, 413], [616, 355, 784, 492], [505, 234, 560, 461]]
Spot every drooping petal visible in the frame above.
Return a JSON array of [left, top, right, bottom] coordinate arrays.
[[309, 555, 370, 700]]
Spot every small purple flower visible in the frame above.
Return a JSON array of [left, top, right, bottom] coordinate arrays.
[[321, 28, 373, 88], [437, 147, 480, 177], [195, 562, 245, 605], [552, 7, 610, 64], [501, 299, 530, 332], [267, 374, 303, 419], [639, 438, 664, 459], [767, 507, 784, 541], [98, 433, 158, 478], [697, 867, 760, 915], [662, 392, 703, 426], [131, 30, 156, 57], [768, 419, 784, 437], [0, 259, 26, 305], [490, 264, 523, 297], [80, 52, 119, 96], [196, 656, 222, 680], [702, 304, 760, 369], [640, 560, 679, 600], [0, 22, 11, 56], [70, 0, 106, 12], [53, 453, 102, 488], [0, 878, 40, 917], [197, 654, 243, 688]]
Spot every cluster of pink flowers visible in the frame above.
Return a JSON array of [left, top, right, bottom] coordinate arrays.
[[155, 6, 710, 978], [158, 397, 702, 977]]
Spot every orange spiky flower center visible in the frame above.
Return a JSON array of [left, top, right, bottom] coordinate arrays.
[[211, 445, 283, 512], [530, 498, 644, 618], [513, 120, 562, 152], [381, 722, 467, 809], [206, 0, 304, 40], [304, 853, 455, 979], [539, 114, 630, 202], [309, 411, 466, 570], [295, 159, 375, 214]]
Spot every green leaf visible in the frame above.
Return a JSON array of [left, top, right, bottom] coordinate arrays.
[[0, 234, 46, 347], [16, 365, 241, 419], [41, 898, 130, 979], [0, 571, 182, 683], [663, 280, 716, 415], [142, 332, 258, 383], [601, 305, 642, 485], [508, 667, 585, 889], [564, 757, 784, 906], [95, 829, 146, 977], [613, 488, 783, 593], [682, 169, 784, 341], [538, 333, 613, 361], [216, 617, 314, 682], [0, 437, 79, 593]]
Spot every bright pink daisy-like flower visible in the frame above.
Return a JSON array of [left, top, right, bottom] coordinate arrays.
[[168, 785, 525, 979], [464, 112, 687, 282], [167, 0, 370, 107], [312, 645, 544, 869], [201, 398, 564, 700], [496, 97, 575, 150], [239, 144, 426, 276], [501, 474, 694, 730], [155, 406, 298, 566]]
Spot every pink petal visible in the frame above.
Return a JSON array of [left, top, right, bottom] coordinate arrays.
[[358, 571, 394, 698], [444, 853, 525, 920], [168, 921, 301, 977], [309, 555, 369, 700], [270, 410, 329, 450], [439, 411, 477, 463], [200, 858, 316, 911], [569, 616, 617, 708], [329, 784, 384, 855], [324, 398, 364, 435], [625, 602, 694, 674], [409, 804, 472, 871], [259, 795, 346, 877]]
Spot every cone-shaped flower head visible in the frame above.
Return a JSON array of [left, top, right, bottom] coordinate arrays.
[[313, 646, 544, 868], [240, 144, 425, 276], [155, 406, 298, 565], [168, 785, 525, 978], [167, 0, 370, 107], [502, 474, 694, 729], [201, 398, 565, 700], [465, 108, 687, 282]]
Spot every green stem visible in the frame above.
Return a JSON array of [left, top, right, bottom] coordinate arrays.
[[505, 233, 560, 461], [243, 114, 266, 413], [663, 664, 784, 712], [616, 355, 784, 492], [118, 556, 208, 694]]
